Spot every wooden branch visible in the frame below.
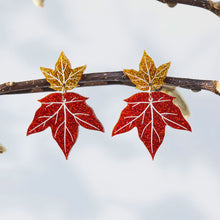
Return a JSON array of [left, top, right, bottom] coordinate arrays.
[[157, 0, 220, 17], [0, 71, 219, 96]]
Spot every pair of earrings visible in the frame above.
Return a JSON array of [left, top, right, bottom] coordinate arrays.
[[27, 51, 191, 160]]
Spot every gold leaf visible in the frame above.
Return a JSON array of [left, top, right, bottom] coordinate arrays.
[[41, 51, 86, 91], [139, 51, 156, 82], [65, 65, 87, 90], [123, 69, 149, 91], [124, 51, 170, 91], [40, 67, 61, 91], [152, 62, 171, 90]]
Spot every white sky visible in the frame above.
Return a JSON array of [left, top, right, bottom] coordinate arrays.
[[0, 0, 220, 219]]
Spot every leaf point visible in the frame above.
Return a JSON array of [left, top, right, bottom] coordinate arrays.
[[151, 154, 155, 160], [64, 153, 69, 160]]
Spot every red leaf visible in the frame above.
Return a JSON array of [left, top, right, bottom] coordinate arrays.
[[27, 92, 104, 159], [112, 92, 191, 159]]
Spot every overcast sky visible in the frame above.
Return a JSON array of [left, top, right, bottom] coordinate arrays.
[[0, 0, 220, 219]]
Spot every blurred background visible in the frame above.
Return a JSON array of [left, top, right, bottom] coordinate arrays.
[[0, 0, 219, 219]]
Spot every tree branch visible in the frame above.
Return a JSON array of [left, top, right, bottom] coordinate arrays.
[[0, 71, 219, 96], [157, 0, 220, 17]]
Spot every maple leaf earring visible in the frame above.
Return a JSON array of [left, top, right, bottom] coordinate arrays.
[[112, 51, 191, 159], [27, 51, 104, 159]]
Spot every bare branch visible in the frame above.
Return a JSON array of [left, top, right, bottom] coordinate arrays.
[[157, 0, 220, 17], [0, 71, 219, 96]]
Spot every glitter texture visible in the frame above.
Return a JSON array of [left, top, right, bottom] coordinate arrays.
[[112, 92, 191, 159], [40, 51, 86, 91], [27, 92, 104, 159], [123, 51, 171, 91]]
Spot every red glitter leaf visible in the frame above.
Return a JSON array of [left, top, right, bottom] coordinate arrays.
[[112, 92, 191, 159], [27, 92, 104, 159]]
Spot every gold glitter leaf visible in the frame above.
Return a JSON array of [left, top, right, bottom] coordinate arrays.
[[124, 51, 170, 91], [151, 62, 171, 90], [41, 51, 86, 91], [139, 51, 156, 80], [65, 65, 87, 90], [123, 69, 149, 91]]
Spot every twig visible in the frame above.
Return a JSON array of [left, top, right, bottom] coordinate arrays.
[[157, 0, 220, 17], [0, 71, 219, 96]]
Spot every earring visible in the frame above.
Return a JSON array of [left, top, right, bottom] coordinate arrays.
[[27, 51, 104, 159], [112, 51, 191, 159]]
